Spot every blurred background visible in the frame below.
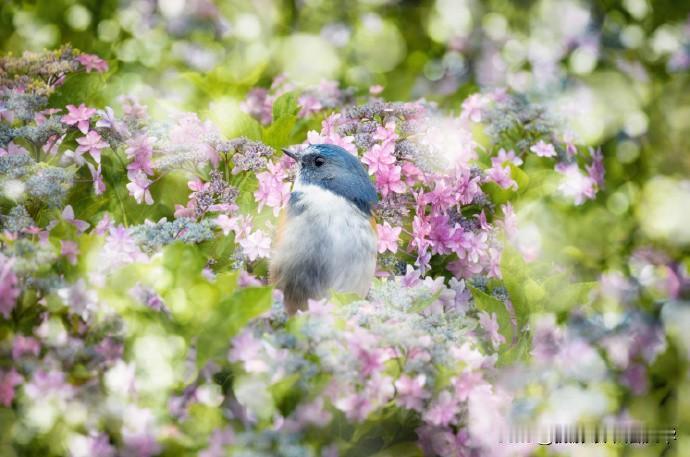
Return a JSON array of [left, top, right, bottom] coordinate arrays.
[[2, 0, 690, 455]]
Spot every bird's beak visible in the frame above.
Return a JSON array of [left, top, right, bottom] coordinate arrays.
[[282, 148, 299, 160]]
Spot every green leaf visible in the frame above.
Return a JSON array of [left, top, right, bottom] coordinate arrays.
[[272, 91, 299, 120], [508, 163, 530, 192], [367, 442, 423, 457], [228, 112, 262, 141], [330, 291, 362, 306], [499, 246, 531, 326], [469, 285, 514, 345], [196, 286, 273, 367], [262, 114, 297, 149]]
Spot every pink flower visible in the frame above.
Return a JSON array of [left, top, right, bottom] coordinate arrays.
[[530, 140, 557, 157], [0, 369, 23, 407], [453, 372, 483, 401], [0, 254, 20, 319], [61, 240, 79, 265], [126, 171, 154, 205], [361, 143, 396, 176], [76, 130, 109, 163], [395, 374, 429, 411], [62, 205, 90, 232], [486, 163, 518, 190], [373, 121, 398, 147], [77, 53, 109, 73], [376, 222, 402, 253], [369, 84, 384, 95], [239, 230, 271, 261], [88, 163, 106, 195], [297, 94, 322, 117], [478, 311, 505, 350], [255, 162, 291, 216], [460, 93, 486, 123], [12, 335, 40, 359], [401, 161, 423, 185], [334, 391, 373, 422], [62, 104, 96, 134], [306, 114, 357, 155], [423, 391, 459, 427], [375, 165, 406, 197]]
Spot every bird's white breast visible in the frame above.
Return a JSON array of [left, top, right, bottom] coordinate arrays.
[[273, 182, 377, 298]]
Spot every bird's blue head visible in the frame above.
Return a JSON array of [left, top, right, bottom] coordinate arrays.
[[283, 144, 378, 215]]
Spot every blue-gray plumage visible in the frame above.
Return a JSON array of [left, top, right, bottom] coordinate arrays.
[[270, 144, 379, 313]]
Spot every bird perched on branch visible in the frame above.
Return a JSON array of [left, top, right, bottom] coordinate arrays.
[[270, 143, 378, 313]]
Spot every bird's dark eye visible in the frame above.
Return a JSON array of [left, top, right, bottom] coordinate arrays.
[[314, 156, 326, 167]]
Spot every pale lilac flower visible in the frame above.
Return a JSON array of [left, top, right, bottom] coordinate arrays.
[[126, 135, 154, 175], [229, 330, 268, 373], [42, 134, 63, 155], [0, 254, 20, 319], [238, 270, 262, 287], [94, 213, 113, 236], [586, 146, 605, 187], [199, 427, 234, 457], [621, 364, 649, 395], [24, 370, 74, 400], [0, 103, 14, 123], [126, 171, 154, 205], [96, 106, 127, 137], [486, 163, 518, 190], [87, 163, 106, 195], [0, 369, 22, 407], [0, 142, 28, 156], [556, 163, 596, 205], [491, 148, 523, 167], [293, 397, 333, 427], [34, 108, 61, 125], [60, 240, 79, 265], [375, 165, 406, 197], [394, 374, 429, 411], [62, 205, 90, 232], [423, 391, 459, 427], [215, 214, 239, 236], [400, 265, 422, 288], [376, 222, 402, 253], [77, 53, 109, 72], [453, 371, 483, 401], [530, 140, 557, 157], [62, 103, 96, 134], [168, 113, 220, 167], [460, 93, 486, 123], [478, 311, 505, 350], [76, 130, 109, 163], [238, 230, 271, 261]]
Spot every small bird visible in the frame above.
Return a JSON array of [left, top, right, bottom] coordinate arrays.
[[270, 143, 379, 313]]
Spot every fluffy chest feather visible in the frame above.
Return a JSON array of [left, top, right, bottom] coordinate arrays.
[[271, 183, 377, 308]]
